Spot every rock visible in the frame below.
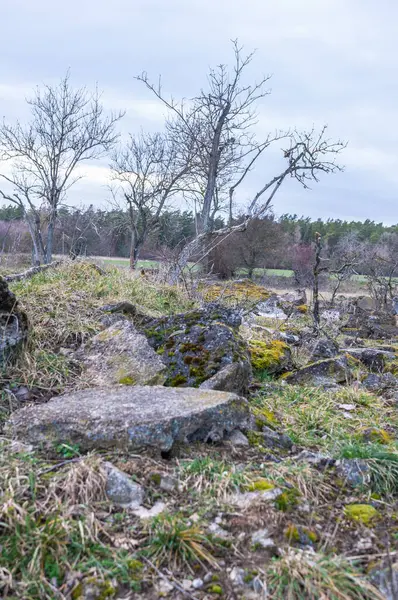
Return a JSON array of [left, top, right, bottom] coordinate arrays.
[[251, 528, 275, 549], [159, 474, 179, 493], [75, 321, 166, 387], [321, 309, 341, 325], [104, 462, 144, 508], [277, 331, 301, 346], [311, 338, 339, 361], [6, 386, 250, 453], [132, 501, 166, 520], [199, 361, 251, 395], [344, 347, 396, 372], [370, 562, 398, 600], [208, 522, 232, 540], [227, 487, 282, 509], [157, 579, 174, 595], [100, 301, 137, 316], [362, 372, 398, 393], [229, 567, 245, 586], [261, 426, 293, 450], [8, 440, 34, 454], [0, 277, 28, 369], [295, 450, 335, 467], [139, 303, 251, 394], [284, 356, 352, 387], [11, 385, 32, 402], [226, 429, 250, 446], [248, 339, 293, 376], [192, 578, 204, 590], [335, 459, 370, 487], [256, 297, 287, 319]]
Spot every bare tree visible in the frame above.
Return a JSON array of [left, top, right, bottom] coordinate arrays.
[[0, 73, 124, 264], [110, 131, 191, 268], [137, 40, 345, 282], [329, 232, 362, 305]]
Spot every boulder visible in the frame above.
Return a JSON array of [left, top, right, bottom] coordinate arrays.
[[362, 372, 398, 394], [75, 321, 166, 386], [0, 277, 28, 369], [6, 386, 250, 453], [248, 339, 293, 376], [311, 338, 339, 361], [139, 304, 251, 394], [284, 356, 352, 387], [343, 347, 396, 372]]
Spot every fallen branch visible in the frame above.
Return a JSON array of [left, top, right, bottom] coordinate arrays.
[[4, 261, 61, 282]]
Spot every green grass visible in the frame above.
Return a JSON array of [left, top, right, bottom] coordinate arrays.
[[178, 456, 251, 499]]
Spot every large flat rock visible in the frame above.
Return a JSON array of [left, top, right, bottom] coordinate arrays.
[[5, 386, 250, 452]]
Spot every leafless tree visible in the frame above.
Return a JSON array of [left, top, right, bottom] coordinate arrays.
[[329, 232, 362, 305], [110, 131, 191, 268], [363, 233, 398, 310], [0, 73, 124, 264], [137, 40, 345, 282]]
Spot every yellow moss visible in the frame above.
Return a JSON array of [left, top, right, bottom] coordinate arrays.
[[344, 504, 379, 525], [285, 524, 318, 543], [252, 406, 279, 428], [296, 304, 308, 314], [118, 375, 136, 385], [248, 339, 288, 372], [246, 478, 275, 492], [246, 430, 266, 449], [362, 428, 392, 445], [207, 584, 223, 595]]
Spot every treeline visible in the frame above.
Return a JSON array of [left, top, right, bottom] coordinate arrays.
[[1, 204, 397, 273]]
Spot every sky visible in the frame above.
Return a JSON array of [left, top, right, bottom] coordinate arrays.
[[1, 0, 397, 224]]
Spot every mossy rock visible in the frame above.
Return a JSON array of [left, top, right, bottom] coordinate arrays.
[[344, 504, 379, 525], [361, 428, 393, 445], [248, 339, 292, 376]]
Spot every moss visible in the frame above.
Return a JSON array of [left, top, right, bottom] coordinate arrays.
[[204, 280, 270, 303], [285, 524, 318, 544], [344, 504, 379, 525], [207, 584, 223, 595], [362, 428, 392, 445], [275, 488, 300, 512], [247, 430, 266, 449], [167, 374, 187, 387], [156, 346, 165, 355], [384, 359, 398, 375], [246, 478, 275, 492], [296, 304, 308, 314], [127, 559, 144, 573], [249, 339, 289, 372], [118, 375, 135, 385], [150, 473, 162, 485], [180, 342, 204, 353], [252, 407, 279, 428], [96, 328, 121, 342]]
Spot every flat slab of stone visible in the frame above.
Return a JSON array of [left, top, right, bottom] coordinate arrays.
[[6, 386, 250, 452]]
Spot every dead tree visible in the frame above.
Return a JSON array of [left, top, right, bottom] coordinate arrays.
[[137, 40, 345, 282], [0, 73, 124, 264], [313, 232, 329, 330], [110, 131, 191, 269]]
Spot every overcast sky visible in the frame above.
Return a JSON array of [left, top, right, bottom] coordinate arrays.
[[1, 0, 397, 223]]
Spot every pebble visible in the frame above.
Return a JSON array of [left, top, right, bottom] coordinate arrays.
[[192, 578, 204, 589]]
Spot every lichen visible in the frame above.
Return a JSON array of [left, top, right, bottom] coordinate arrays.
[[344, 504, 379, 525]]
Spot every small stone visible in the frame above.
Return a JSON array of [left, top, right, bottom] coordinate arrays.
[[104, 462, 144, 508], [182, 579, 192, 590], [204, 572, 214, 583], [158, 579, 174, 595], [159, 475, 179, 493], [228, 487, 282, 509], [229, 567, 245, 586], [192, 578, 204, 589], [12, 386, 32, 402], [227, 429, 250, 446], [207, 522, 232, 540], [9, 440, 34, 454], [262, 426, 293, 450], [338, 404, 356, 411], [251, 528, 275, 549], [132, 501, 166, 520]]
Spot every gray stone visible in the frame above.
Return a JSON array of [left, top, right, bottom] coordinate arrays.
[[370, 563, 398, 600], [159, 474, 179, 493], [335, 459, 370, 487], [311, 338, 339, 361], [261, 426, 293, 450], [132, 501, 166, 520], [75, 321, 166, 387], [104, 462, 144, 507], [344, 347, 396, 372], [139, 304, 251, 394], [6, 386, 250, 453], [207, 522, 232, 540], [192, 578, 204, 590], [0, 277, 28, 369], [227, 487, 282, 509], [284, 356, 352, 387], [295, 450, 335, 467], [362, 372, 398, 393], [226, 429, 250, 446], [251, 528, 275, 549]]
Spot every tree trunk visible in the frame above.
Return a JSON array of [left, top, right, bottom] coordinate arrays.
[[129, 229, 143, 270], [45, 215, 56, 264]]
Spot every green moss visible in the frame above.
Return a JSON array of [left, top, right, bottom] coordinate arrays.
[[248, 339, 288, 372], [362, 428, 392, 445], [246, 478, 275, 492], [252, 407, 279, 428], [296, 304, 308, 314], [275, 488, 300, 512], [247, 430, 266, 449], [150, 473, 162, 485], [167, 374, 187, 387], [127, 559, 144, 573], [344, 504, 379, 525], [285, 524, 318, 543], [207, 584, 223, 595], [118, 375, 135, 385], [156, 346, 165, 355], [384, 359, 398, 375]]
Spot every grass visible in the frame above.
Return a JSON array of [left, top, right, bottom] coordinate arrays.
[[337, 441, 398, 497], [142, 514, 219, 571], [251, 385, 397, 452], [1, 260, 193, 406], [266, 549, 383, 599], [178, 456, 252, 500]]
